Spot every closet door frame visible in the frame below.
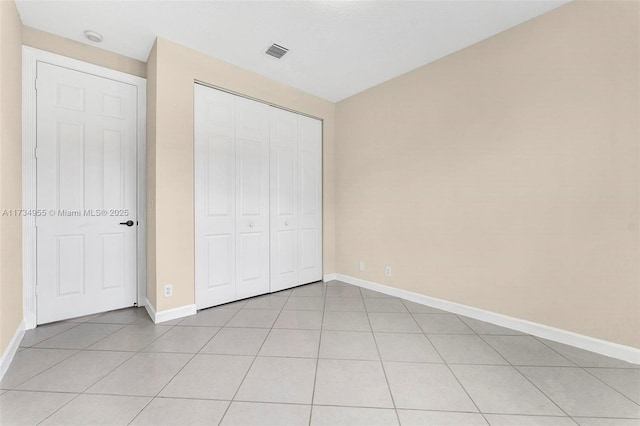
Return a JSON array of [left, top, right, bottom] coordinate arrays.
[[194, 81, 323, 309]]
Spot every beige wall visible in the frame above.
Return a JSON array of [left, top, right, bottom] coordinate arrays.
[[335, 0, 640, 348], [22, 26, 146, 78], [148, 38, 335, 311], [0, 0, 23, 354], [145, 41, 158, 309]]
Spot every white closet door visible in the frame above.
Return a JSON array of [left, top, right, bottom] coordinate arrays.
[[195, 85, 236, 309], [298, 115, 323, 284], [194, 84, 270, 309], [270, 108, 323, 292], [235, 97, 270, 299], [270, 108, 299, 292], [196, 83, 321, 305]]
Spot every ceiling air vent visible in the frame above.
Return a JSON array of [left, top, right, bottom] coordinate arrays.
[[265, 43, 289, 59]]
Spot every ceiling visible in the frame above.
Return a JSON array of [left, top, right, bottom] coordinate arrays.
[[15, 0, 569, 102]]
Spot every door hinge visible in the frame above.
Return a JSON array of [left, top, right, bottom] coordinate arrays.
[[34, 147, 39, 159], [35, 78, 39, 91]]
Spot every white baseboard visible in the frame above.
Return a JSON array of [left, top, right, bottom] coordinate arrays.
[[0, 320, 25, 381], [144, 298, 196, 324], [143, 298, 157, 322], [335, 273, 640, 365], [323, 273, 337, 282]]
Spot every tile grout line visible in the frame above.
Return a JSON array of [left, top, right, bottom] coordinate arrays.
[[76, 351, 153, 421], [31, 311, 143, 425], [18, 321, 83, 349], [458, 319, 577, 421], [71, 350, 143, 425], [127, 303, 247, 425], [35, 390, 84, 425], [80, 349, 139, 391], [125, 301, 255, 425], [215, 287, 297, 425], [405, 307, 490, 425], [1, 348, 81, 391], [125, 336, 217, 424], [29, 321, 127, 351], [5, 317, 136, 391], [362, 287, 403, 425], [530, 335, 640, 369], [29, 349, 624, 367], [308, 280, 329, 425], [534, 336, 640, 409], [82, 309, 183, 407], [581, 368, 640, 409], [78, 311, 184, 425], [424, 302, 624, 421], [473, 332, 577, 421], [39, 321, 129, 351]]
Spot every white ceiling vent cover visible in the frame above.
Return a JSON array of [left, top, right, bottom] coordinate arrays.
[[265, 43, 288, 59]]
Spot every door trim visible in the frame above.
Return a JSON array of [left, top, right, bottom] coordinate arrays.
[[22, 47, 147, 329]]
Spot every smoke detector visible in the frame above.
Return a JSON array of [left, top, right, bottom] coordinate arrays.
[[265, 43, 289, 59], [84, 30, 103, 43]]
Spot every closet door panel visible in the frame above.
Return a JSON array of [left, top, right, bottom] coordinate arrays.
[[235, 97, 270, 299], [270, 108, 299, 292], [206, 234, 233, 288], [195, 86, 237, 308], [276, 147, 296, 217], [298, 116, 323, 284]]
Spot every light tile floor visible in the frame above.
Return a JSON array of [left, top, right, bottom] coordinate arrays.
[[1, 280, 639, 425]]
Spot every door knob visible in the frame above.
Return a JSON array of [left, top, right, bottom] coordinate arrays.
[[249, 223, 254, 228], [119, 220, 134, 227], [285, 221, 289, 226]]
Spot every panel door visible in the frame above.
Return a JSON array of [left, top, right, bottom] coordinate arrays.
[[235, 96, 270, 299], [298, 115, 323, 284], [195, 84, 270, 309], [195, 85, 236, 309], [269, 108, 299, 292], [36, 62, 138, 324]]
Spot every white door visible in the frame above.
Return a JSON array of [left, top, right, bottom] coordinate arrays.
[[270, 108, 323, 292], [298, 115, 323, 284], [195, 86, 236, 308], [194, 84, 270, 309], [235, 97, 271, 299], [36, 62, 138, 324], [270, 108, 299, 291]]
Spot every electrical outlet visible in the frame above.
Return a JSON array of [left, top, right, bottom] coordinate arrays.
[[359, 261, 365, 271], [164, 284, 173, 297], [385, 266, 392, 277]]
